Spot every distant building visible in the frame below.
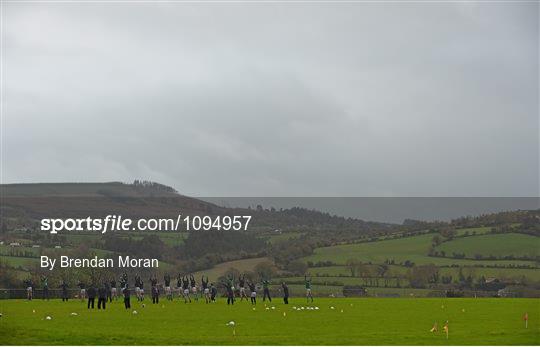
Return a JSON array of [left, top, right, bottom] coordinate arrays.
[[498, 288, 515, 297], [485, 277, 500, 284], [343, 285, 367, 297]]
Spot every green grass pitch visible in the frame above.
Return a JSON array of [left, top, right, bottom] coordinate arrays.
[[0, 298, 537, 345]]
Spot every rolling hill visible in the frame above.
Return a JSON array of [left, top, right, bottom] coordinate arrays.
[[1, 182, 539, 298]]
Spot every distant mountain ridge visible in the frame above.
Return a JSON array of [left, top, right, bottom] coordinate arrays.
[[0, 181, 179, 198], [0, 182, 393, 233]]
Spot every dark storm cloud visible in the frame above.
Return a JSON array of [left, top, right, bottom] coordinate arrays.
[[2, 2, 538, 196]]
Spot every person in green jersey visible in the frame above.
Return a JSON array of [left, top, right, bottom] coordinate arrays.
[[305, 274, 313, 302], [41, 276, 49, 300]]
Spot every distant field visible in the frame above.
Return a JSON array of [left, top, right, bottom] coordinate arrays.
[[309, 266, 351, 276], [0, 244, 41, 256], [0, 298, 537, 345], [262, 232, 305, 244], [302, 234, 539, 267], [192, 257, 274, 282], [309, 264, 412, 278], [436, 233, 540, 258], [454, 227, 493, 236], [1, 255, 37, 268]]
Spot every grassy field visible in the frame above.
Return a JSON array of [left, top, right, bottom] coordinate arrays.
[[302, 234, 538, 267], [0, 255, 37, 268], [436, 233, 540, 258], [454, 227, 493, 237], [0, 298, 537, 345]]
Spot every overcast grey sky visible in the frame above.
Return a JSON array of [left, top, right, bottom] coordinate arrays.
[[2, 2, 538, 197]]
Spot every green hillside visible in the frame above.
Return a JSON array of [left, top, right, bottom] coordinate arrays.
[[1, 182, 539, 298]]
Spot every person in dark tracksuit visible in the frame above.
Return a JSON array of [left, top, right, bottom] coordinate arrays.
[[151, 285, 159, 304], [248, 281, 257, 305], [210, 283, 217, 302], [282, 282, 289, 304], [151, 276, 159, 304], [98, 284, 107, 309], [262, 279, 271, 302], [225, 281, 234, 305], [87, 285, 96, 309], [123, 286, 131, 309], [60, 281, 69, 301], [105, 281, 112, 303]]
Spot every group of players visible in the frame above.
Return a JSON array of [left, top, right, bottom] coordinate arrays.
[[23, 273, 315, 309]]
